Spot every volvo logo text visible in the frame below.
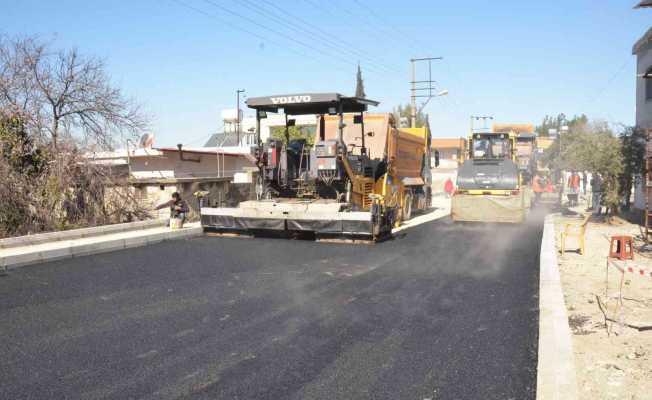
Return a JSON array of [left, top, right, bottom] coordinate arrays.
[[270, 95, 311, 104]]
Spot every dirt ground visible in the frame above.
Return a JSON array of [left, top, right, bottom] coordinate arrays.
[[553, 198, 652, 400]]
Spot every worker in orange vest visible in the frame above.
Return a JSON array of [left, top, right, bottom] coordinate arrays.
[[532, 173, 544, 204], [567, 171, 580, 207], [544, 175, 555, 193]]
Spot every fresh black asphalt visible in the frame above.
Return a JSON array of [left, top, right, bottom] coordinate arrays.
[[0, 209, 545, 399]]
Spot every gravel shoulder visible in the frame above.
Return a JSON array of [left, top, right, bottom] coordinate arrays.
[[553, 205, 652, 400]]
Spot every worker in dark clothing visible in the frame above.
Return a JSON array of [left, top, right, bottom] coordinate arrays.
[[155, 192, 189, 225], [532, 173, 544, 205], [590, 174, 603, 215]]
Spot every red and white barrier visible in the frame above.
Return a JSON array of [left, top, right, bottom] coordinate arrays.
[[608, 258, 652, 279]]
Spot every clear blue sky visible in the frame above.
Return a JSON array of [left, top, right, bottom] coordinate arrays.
[[3, 0, 650, 145]]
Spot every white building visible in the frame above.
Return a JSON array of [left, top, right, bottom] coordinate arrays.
[[87, 147, 256, 218], [204, 110, 316, 152], [634, 27, 652, 130]]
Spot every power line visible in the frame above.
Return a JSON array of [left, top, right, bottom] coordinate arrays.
[[588, 58, 633, 104], [325, 0, 404, 49], [301, 0, 407, 71], [350, 0, 425, 55], [233, 0, 390, 75], [200, 0, 379, 75], [170, 0, 352, 74], [326, 0, 421, 57], [255, 0, 402, 74]]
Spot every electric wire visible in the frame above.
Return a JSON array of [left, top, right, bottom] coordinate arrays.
[[588, 58, 633, 104], [170, 0, 352, 74], [200, 0, 383, 75], [350, 0, 426, 55], [326, 0, 421, 57], [301, 0, 407, 71], [233, 0, 389, 75], [254, 0, 403, 74]]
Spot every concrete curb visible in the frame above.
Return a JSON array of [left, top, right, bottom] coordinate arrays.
[[537, 214, 578, 400], [0, 219, 167, 249], [1, 224, 203, 270]]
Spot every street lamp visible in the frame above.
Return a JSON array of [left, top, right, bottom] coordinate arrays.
[[236, 89, 245, 146], [416, 89, 449, 116]]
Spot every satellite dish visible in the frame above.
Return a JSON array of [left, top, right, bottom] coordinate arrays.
[[139, 133, 154, 148]]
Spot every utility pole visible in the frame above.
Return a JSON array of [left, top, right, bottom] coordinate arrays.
[[411, 60, 417, 128], [410, 57, 443, 128], [236, 89, 245, 146]]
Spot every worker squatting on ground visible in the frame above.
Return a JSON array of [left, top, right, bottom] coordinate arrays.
[[155, 192, 189, 227]]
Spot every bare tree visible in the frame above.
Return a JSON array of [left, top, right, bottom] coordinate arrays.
[[0, 37, 46, 137], [0, 37, 152, 237], [0, 35, 147, 149]]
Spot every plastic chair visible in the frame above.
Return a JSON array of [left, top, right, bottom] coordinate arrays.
[[609, 236, 634, 261], [560, 214, 591, 255]]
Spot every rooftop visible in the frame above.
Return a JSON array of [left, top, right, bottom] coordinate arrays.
[[87, 147, 249, 162], [204, 132, 240, 147], [431, 138, 466, 149], [633, 26, 652, 55]]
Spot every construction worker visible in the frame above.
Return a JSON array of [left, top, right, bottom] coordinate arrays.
[[591, 173, 603, 215], [567, 171, 580, 207], [155, 192, 189, 227], [532, 173, 544, 204], [544, 174, 555, 193], [444, 177, 454, 198]]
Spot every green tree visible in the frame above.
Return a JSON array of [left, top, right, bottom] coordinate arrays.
[[539, 114, 591, 171], [355, 63, 366, 98], [270, 125, 316, 146], [392, 103, 426, 128], [541, 118, 623, 214], [0, 113, 47, 176], [618, 126, 646, 210], [535, 113, 588, 137]]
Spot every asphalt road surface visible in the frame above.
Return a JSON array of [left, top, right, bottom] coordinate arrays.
[[0, 210, 545, 400]]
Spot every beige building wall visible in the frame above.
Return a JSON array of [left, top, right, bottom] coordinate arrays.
[[130, 152, 253, 179], [128, 150, 256, 219]]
